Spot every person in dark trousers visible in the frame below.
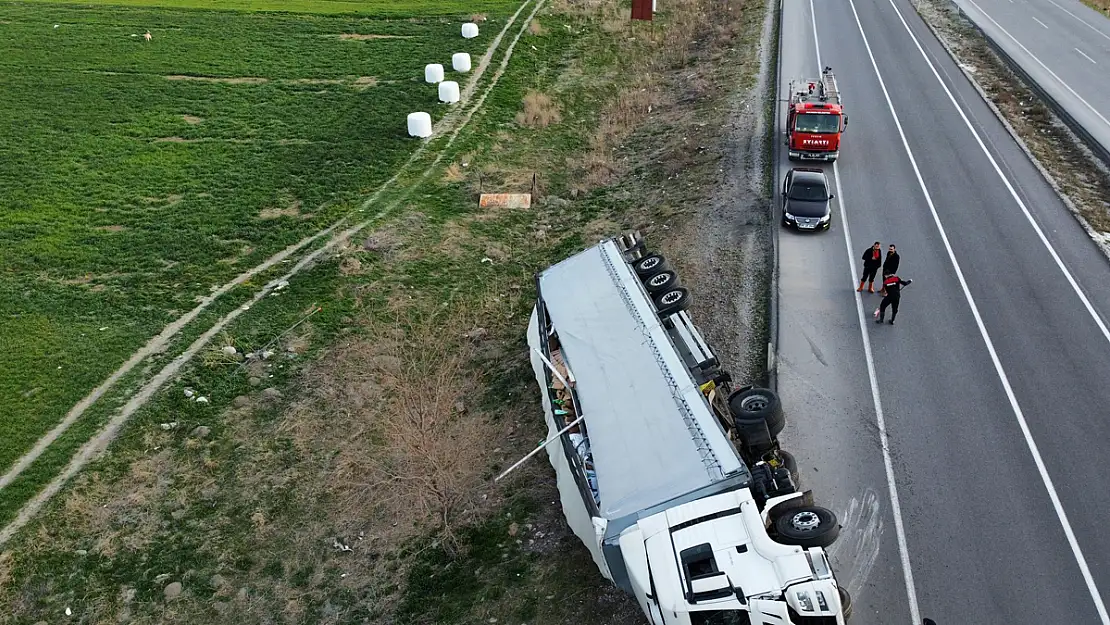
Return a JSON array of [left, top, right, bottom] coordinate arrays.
[[857, 241, 883, 293], [883, 243, 900, 276], [876, 274, 912, 325]]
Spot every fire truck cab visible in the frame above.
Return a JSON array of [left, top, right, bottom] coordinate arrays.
[[786, 66, 847, 162]]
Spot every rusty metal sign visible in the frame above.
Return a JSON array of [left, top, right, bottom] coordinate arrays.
[[631, 0, 653, 20], [479, 193, 532, 209]]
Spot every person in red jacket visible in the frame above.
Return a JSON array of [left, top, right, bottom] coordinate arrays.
[[857, 241, 883, 293], [875, 274, 912, 325]]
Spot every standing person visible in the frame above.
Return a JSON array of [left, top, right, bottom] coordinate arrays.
[[883, 243, 900, 276], [875, 274, 912, 325], [857, 241, 883, 293]]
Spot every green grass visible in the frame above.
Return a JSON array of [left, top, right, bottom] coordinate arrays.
[[13, 0, 516, 16], [0, 0, 773, 622], [0, 1, 515, 475]]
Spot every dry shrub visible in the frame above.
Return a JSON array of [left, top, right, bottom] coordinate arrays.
[[332, 313, 493, 552], [515, 91, 563, 128], [529, 18, 545, 35], [443, 162, 466, 183]]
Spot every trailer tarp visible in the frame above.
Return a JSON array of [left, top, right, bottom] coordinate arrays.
[[537, 241, 743, 520]]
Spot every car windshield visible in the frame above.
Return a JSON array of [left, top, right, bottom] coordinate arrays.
[[690, 610, 750, 625], [788, 180, 827, 202], [794, 113, 840, 134]]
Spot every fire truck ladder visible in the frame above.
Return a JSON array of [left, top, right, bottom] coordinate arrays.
[[818, 66, 840, 105]]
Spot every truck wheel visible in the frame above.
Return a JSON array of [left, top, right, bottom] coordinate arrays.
[[775, 450, 799, 485], [644, 270, 680, 295], [634, 253, 669, 278], [728, 387, 785, 437], [653, 287, 690, 317], [773, 506, 839, 548], [839, 586, 853, 621]]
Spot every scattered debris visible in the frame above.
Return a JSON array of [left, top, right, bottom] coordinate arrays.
[[463, 327, 489, 341], [159, 422, 178, 431], [221, 345, 238, 357], [183, 388, 195, 398], [195, 396, 209, 404], [332, 538, 352, 553]]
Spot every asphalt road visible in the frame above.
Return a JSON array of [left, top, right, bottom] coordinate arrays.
[[953, 0, 1110, 158], [774, 0, 1110, 622]]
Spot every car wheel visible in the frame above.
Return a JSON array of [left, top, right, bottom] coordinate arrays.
[[653, 287, 690, 317], [773, 506, 840, 548], [634, 253, 669, 278], [643, 270, 680, 295]]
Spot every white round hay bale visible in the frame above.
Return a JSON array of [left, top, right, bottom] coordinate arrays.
[[452, 52, 472, 72], [438, 81, 460, 104], [461, 22, 479, 39], [424, 63, 444, 84], [407, 112, 433, 138]]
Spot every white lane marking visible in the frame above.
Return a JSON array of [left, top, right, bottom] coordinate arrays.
[[1076, 47, 1098, 63], [1032, 15, 1050, 27], [895, 0, 1110, 346], [852, 0, 1110, 621], [966, 0, 1110, 132], [1046, 0, 1110, 43], [807, 1, 922, 622]]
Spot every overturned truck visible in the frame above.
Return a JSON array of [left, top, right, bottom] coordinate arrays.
[[526, 232, 850, 625]]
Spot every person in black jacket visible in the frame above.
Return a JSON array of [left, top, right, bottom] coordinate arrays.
[[883, 244, 900, 276], [875, 274, 912, 325], [857, 241, 883, 293]]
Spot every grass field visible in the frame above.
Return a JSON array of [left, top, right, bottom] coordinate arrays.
[[0, 1, 510, 480], [16, 0, 516, 15], [0, 0, 771, 621]]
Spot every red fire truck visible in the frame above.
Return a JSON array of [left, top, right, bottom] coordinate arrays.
[[786, 66, 847, 162]]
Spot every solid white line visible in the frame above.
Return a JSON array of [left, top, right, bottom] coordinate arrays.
[[851, 0, 1110, 621], [892, 0, 1110, 346], [807, 1, 922, 623], [1032, 15, 1049, 27], [966, 0, 1110, 131], [1076, 47, 1098, 63], [1046, 0, 1110, 42]]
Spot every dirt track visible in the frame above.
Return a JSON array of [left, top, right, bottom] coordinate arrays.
[[0, 0, 544, 547]]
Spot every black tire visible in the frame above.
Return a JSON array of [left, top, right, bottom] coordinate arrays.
[[776, 449, 799, 485], [839, 586, 853, 621], [633, 253, 669, 278], [643, 270, 680, 295], [653, 287, 690, 317], [728, 387, 785, 437], [773, 506, 839, 548]]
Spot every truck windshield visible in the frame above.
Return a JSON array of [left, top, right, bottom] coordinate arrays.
[[690, 610, 751, 625], [793, 113, 840, 134]]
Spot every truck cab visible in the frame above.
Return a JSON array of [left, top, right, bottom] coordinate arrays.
[[620, 490, 845, 625], [786, 67, 846, 162]]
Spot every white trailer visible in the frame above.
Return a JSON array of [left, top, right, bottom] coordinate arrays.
[[525, 232, 849, 624]]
